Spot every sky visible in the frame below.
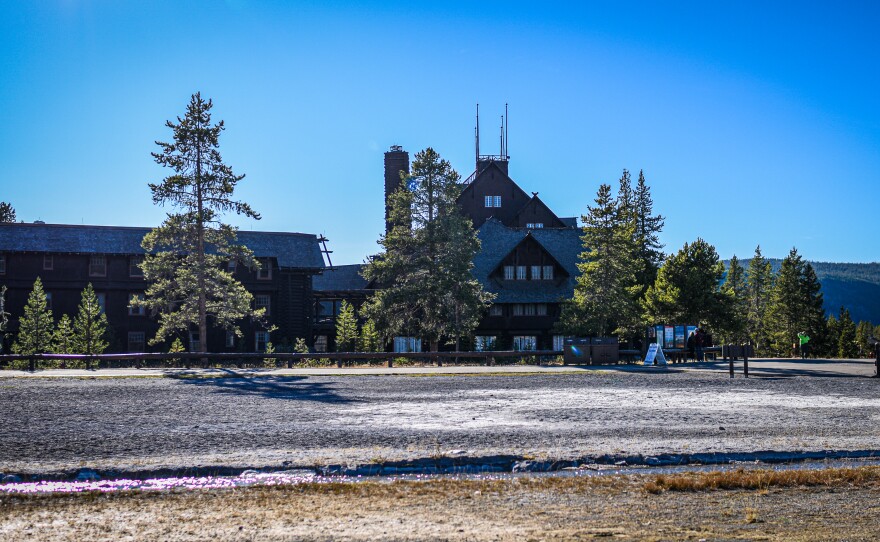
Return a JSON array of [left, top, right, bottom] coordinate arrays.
[[1, 1, 878, 264]]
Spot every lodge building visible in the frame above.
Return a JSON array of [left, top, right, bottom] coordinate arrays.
[[0, 223, 326, 353]]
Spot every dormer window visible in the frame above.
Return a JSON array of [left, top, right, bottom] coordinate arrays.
[[525, 223, 544, 229], [257, 258, 272, 280], [484, 195, 501, 208]]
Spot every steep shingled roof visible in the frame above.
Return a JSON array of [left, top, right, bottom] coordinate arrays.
[[473, 218, 582, 303], [0, 223, 326, 269], [313, 263, 369, 291]]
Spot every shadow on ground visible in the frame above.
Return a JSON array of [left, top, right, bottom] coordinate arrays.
[[167, 369, 354, 403]]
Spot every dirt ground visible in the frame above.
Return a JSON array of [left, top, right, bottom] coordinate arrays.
[[2, 472, 880, 541]]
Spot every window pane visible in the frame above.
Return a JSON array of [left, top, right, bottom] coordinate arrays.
[[489, 304, 503, 316], [536, 303, 547, 316], [493, 195, 501, 207], [96, 293, 106, 314], [128, 332, 146, 352], [503, 266, 514, 280], [130, 256, 144, 277], [553, 335, 564, 351], [226, 331, 236, 348], [543, 266, 554, 280], [535, 223, 544, 228], [89, 255, 106, 276], [315, 335, 328, 353], [516, 266, 526, 280], [43, 255, 53, 270], [524, 304, 535, 316], [255, 294, 271, 315], [45, 292, 52, 311], [484, 196, 493, 208], [475, 336, 496, 351], [512, 304, 523, 316], [530, 266, 541, 280]]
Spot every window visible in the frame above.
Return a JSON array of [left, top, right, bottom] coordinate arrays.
[[130, 256, 144, 277], [524, 304, 536, 316], [43, 255, 53, 270], [484, 195, 501, 208], [189, 331, 201, 352], [525, 223, 543, 229], [513, 336, 537, 351], [503, 266, 514, 280], [314, 335, 328, 353], [96, 293, 106, 314], [543, 266, 554, 280], [489, 304, 503, 317], [494, 195, 501, 207], [553, 335, 565, 351], [89, 255, 106, 277], [536, 303, 548, 316], [128, 332, 146, 352], [474, 336, 497, 352], [128, 294, 145, 316], [255, 331, 270, 352], [394, 336, 422, 353], [257, 258, 272, 280], [530, 265, 541, 280], [255, 294, 271, 316], [225, 331, 236, 348], [0, 254, 5, 274], [512, 304, 524, 316], [516, 266, 526, 280], [45, 292, 52, 311], [227, 259, 237, 273]]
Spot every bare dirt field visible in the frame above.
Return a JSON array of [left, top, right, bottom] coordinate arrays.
[[2, 470, 880, 541]]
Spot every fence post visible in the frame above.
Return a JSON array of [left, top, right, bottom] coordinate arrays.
[[29, 356, 35, 373], [743, 344, 749, 378], [387, 357, 393, 368], [728, 345, 734, 379]]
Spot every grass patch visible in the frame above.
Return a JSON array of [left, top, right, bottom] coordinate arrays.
[[643, 466, 880, 493]]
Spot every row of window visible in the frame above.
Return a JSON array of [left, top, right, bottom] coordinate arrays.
[[475, 335, 565, 352], [502, 265, 554, 280], [0, 254, 273, 280], [525, 223, 544, 229], [489, 303, 551, 317], [40, 292, 270, 316], [126, 330, 273, 353]]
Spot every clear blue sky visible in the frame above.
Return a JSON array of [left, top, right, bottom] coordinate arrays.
[[1, 1, 878, 264]]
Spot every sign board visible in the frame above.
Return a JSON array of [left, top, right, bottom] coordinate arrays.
[[644, 343, 668, 366]]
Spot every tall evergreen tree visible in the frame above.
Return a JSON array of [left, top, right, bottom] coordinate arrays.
[[632, 170, 665, 298], [836, 307, 858, 358], [138, 92, 264, 351], [801, 263, 828, 354], [361, 148, 493, 351], [765, 248, 825, 356], [53, 314, 75, 354], [72, 283, 109, 355], [824, 314, 839, 358], [358, 318, 382, 353], [0, 202, 15, 223], [745, 245, 773, 353], [12, 277, 54, 355], [0, 285, 10, 353], [856, 320, 874, 357], [335, 300, 359, 352], [642, 239, 728, 329], [721, 255, 748, 343], [559, 182, 641, 337]]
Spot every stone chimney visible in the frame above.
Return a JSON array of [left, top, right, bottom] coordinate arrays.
[[384, 145, 409, 235]]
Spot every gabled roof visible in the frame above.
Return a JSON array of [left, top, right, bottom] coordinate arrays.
[[473, 218, 582, 303], [458, 160, 531, 208], [0, 222, 326, 270], [559, 217, 578, 228], [313, 263, 369, 292], [513, 194, 568, 228]]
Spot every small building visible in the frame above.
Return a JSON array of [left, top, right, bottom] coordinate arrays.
[[0, 222, 326, 353]]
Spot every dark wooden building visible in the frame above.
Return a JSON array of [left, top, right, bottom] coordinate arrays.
[[0, 222, 326, 353]]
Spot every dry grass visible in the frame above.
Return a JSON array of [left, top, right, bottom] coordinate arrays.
[[643, 465, 880, 493]]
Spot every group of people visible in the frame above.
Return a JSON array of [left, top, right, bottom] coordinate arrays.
[[686, 327, 708, 362]]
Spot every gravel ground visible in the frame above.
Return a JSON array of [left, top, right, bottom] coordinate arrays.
[[3, 371, 880, 475]]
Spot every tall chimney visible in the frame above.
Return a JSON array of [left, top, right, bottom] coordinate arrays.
[[384, 145, 409, 235]]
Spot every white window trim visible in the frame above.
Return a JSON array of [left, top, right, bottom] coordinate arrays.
[[130, 256, 144, 277], [89, 255, 107, 277], [513, 335, 537, 351], [255, 294, 271, 316], [255, 331, 270, 352], [257, 259, 272, 280], [493, 195, 501, 207]]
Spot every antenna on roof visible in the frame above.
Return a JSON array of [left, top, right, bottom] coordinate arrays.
[[505, 103, 509, 159], [475, 103, 480, 169]]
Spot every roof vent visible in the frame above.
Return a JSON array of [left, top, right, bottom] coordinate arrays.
[[34, 220, 45, 224]]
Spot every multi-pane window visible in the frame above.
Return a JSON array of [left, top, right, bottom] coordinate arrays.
[[474, 336, 496, 352], [516, 266, 526, 280], [536, 303, 548, 316], [512, 304, 524, 316], [189, 331, 201, 352], [394, 336, 422, 353], [225, 331, 236, 348], [130, 256, 144, 277], [484, 195, 502, 208], [89, 255, 106, 277], [503, 266, 514, 280], [128, 332, 146, 352], [525, 223, 544, 229], [255, 294, 271, 316], [227, 259, 237, 273], [43, 255, 53, 270], [45, 292, 52, 311], [314, 335, 328, 353], [254, 331, 269, 352], [96, 293, 106, 314], [513, 335, 537, 351], [128, 294, 145, 316], [489, 304, 503, 317], [530, 266, 541, 280], [553, 335, 565, 351], [257, 258, 272, 280], [542, 265, 554, 280], [0, 254, 5, 274], [524, 304, 536, 316]]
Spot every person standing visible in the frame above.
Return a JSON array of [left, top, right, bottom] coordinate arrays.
[[797, 331, 810, 359], [694, 328, 705, 362]]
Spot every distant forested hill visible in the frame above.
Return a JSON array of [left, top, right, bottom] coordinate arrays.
[[725, 259, 880, 324]]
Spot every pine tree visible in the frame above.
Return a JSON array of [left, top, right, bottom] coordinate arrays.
[[139, 92, 263, 351], [72, 283, 109, 355], [836, 307, 858, 359], [765, 248, 825, 357], [361, 148, 493, 351], [0, 285, 9, 353], [335, 300, 359, 352], [53, 314, 75, 354], [856, 320, 874, 357], [745, 246, 773, 353], [642, 239, 728, 330], [12, 277, 54, 355], [801, 263, 828, 355], [825, 315, 839, 358], [0, 202, 15, 222], [632, 170, 665, 298], [720, 255, 748, 343], [559, 183, 641, 337], [358, 318, 382, 352]]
